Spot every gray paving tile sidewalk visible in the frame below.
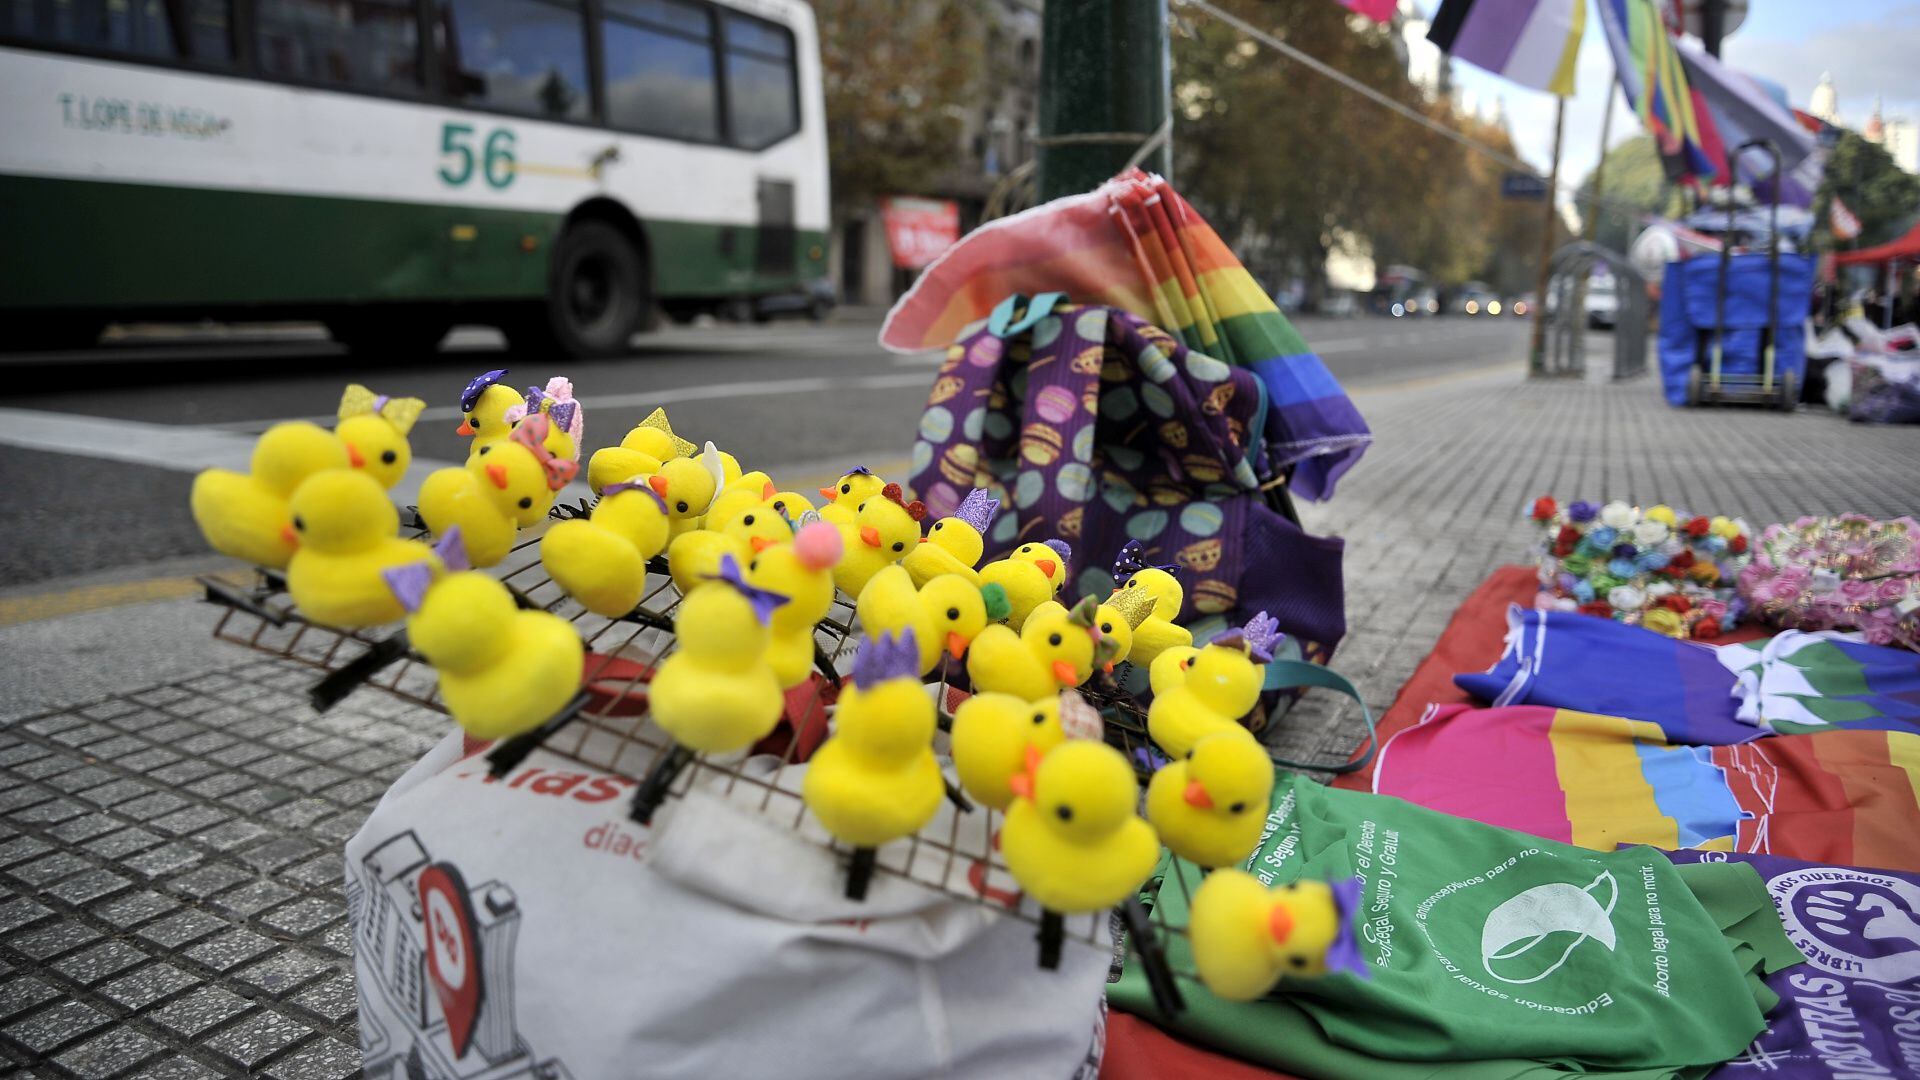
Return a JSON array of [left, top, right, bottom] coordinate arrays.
[[5, 360, 1920, 1076]]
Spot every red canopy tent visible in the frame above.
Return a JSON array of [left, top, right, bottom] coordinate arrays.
[[1834, 222, 1920, 265]]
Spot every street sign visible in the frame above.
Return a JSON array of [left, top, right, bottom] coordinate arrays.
[[1502, 173, 1550, 200]]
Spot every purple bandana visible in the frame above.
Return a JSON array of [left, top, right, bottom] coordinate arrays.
[[1113, 539, 1179, 582], [459, 369, 509, 413], [601, 481, 668, 514]]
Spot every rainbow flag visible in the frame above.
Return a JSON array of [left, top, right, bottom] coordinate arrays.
[[879, 170, 1371, 501], [1717, 731, 1920, 874], [1427, 0, 1587, 97], [1596, 0, 1715, 180]]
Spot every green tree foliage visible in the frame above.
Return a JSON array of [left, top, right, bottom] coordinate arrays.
[[809, 0, 985, 217], [1815, 131, 1920, 250], [1575, 135, 1681, 255]]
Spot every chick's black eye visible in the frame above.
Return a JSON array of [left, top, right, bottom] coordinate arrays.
[[1127, 579, 1138, 588], [381, 449, 397, 464], [1288, 956, 1307, 970], [292, 516, 305, 532], [933, 522, 943, 531], [1054, 805, 1073, 822], [469, 418, 480, 430], [773, 502, 787, 512], [1229, 802, 1247, 814], [518, 497, 533, 509], [743, 515, 754, 525], [1020, 545, 1031, 553], [841, 484, 851, 494], [946, 607, 960, 620], [1048, 633, 1062, 646], [478, 445, 491, 456], [892, 542, 904, 552], [1032, 712, 1046, 725], [1101, 622, 1112, 633], [676, 501, 689, 513]]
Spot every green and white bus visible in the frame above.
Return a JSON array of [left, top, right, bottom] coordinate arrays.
[[0, 0, 828, 356]]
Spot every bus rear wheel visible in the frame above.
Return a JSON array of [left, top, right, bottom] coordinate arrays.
[[326, 309, 449, 357], [512, 221, 646, 359]]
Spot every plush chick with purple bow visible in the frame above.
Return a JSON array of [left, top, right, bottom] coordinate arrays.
[[649, 554, 790, 755], [1146, 611, 1278, 759], [382, 528, 584, 741], [1190, 871, 1369, 1000], [978, 537, 1072, 630], [802, 629, 944, 899], [420, 414, 578, 567], [456, 369, 524, 464], [1111, 540, 1192, 667], [504, 377, 584, 462], [902, 487, 1000, 587]]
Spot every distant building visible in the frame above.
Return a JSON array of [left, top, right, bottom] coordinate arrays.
[[1809, 72, 1838, 125], [1396, 0, 1451, 101], [1864, 97, 1918, 175]]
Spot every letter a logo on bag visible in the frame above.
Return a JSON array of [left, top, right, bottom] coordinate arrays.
[[1480, 871, 1619, 985], [420, 862, 486, 1057]]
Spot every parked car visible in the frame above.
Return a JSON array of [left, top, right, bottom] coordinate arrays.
[[1448, 282, 1501, 316], [1587, 278, 1619, 330]]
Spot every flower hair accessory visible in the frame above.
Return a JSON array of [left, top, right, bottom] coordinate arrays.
[[458, 369, 509, 413], [880, 483, 927, 522], [507, 415, 580, 491], [702, 553, 790, 626], [1042, 538, 1072, 565]]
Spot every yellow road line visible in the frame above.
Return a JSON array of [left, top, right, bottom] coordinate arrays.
[[0, 576, 208, 629]]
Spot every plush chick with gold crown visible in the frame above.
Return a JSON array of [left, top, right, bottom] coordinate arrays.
[[648, 442, 727, 538], [420, 415, 576, 567], [505, 377, 584, 462], [1112, 542, 1193, 667], [817, 466, 889, 527], [383, 531, 582, 740], [540, 480, 671, 618], [1145, 728, 1273, 868], [1002, 739, 1159, 915], [1147, 612, 1278, 759], [902, 488, 998, 587], [1189, 871, 1369, 1000], [966, 595, 1100, 700], [950, 692, 1070, 811], [286, 469, 437, 628], [832, 483, 924, 598], [456, 369, 524, 463], [190, 421, 351, 569], [587, 406, 696, 493], [334, 385, 424, 490], [745, 515, 843, 687], [803, 629, 944, 895], [1094, 585, 1157, 671], [854, 565, 1009, 676], [649, 554, 789, 753], [979, 539, 1071, 630]]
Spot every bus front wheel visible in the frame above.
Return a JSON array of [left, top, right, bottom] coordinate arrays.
[[515, 221, 646, 359]]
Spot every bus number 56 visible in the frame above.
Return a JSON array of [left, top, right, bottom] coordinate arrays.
[[439, 123, 516, 189]]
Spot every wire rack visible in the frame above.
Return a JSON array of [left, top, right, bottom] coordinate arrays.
[[201, 513, 1349, 1010]]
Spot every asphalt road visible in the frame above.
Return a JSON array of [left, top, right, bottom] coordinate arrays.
[[0, 312, 1529, 590]]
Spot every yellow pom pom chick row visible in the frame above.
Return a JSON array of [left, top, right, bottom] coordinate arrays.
[[383, 538, 583, 741], [1144, 729, 1273, 868], [816, 466, 889, 527], [647, 554, 789, 754], [455, 369, 524, 462], [1001, 739, 1159, 915], [950, 692, 1068, 811], [902, 488, 999, 587], [334, 384, 424, 490], [189, 421, 350, 569], [285, 469, 437, 629], [586, 406, 696, 493], [832, 483, 925, 598], [854, 565, 1010, 676], [978, 539, 1071, 630], [419, 415, 576, 567], [1146, 612, 1279, 759], [1111, 541, 1193, 667], [539, 481, 672, 618], [802, 629, 945, 898], [1188, 871, 1369, 1001], [966, 595, 1101, 701], [745, 516, 844, 687]]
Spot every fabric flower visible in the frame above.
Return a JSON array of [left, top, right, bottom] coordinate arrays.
[[1633, 520, 1671, 547], [1600, 501, 1638, 530], [1567, 501, 1599, 523], [1710, 516, 1741, 540], [1608, 558, 1638, 579], [1577, 601, 1614, 619], [1612, 543, 1638, 560], [1706, 536, 1728, 554], [1668, 549, 1696, 572], [1693, 618, 1722, 640], [1561, 553, 1593, 578], [1728, 535, 1748, 555], [1608, 585, 1645, 612], [1587, 526, 1618, 549], [1878, 579, 1911, 604], [1645, 505, 1678, 527], [1839, 579, 1876, 605], [1696, 598, 1728, 623], [1531, 496, 1558, 522], [1553, 597, 1580, 613], [1689, 563, 1721, 586], [1657, 594, 1691, 614], [1572, 580, 1595, 603], [1635, 550, 1670, 573], [1646, 582, 1677, 599], [1641, 609, 1685, 637], [1685, 517, 1712, 538]]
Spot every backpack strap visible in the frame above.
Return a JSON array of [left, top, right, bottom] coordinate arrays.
[[986, 292, 1069, 338], [1261, 659, 1376, 775]]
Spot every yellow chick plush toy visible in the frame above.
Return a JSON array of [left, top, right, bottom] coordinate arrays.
[[802, 629, 945, 899], [286, 469, 437, 628], [1188, 871, 1369, 1000], [334, 385, 424, 490], [950, 691, 1069, 811], [648, 553, 789, 754], [745, 516, 844, 687], [586, 406, 697, 493], [1148, 645, 1202, 694], [1001, 738, 1159, 921], [1111, 541, 1193, 667], [420, 415, 576, 567], [1145, 728, 1274, 868], [647, 442, 727, 538], [978, 539, 1071, 630], [665, 497, 794, 597], [832, 483, 925, 598], [1146, 612, 1278, 759], [966, 595, 1100, 701], [817, 466, 889, 527], [854, 565, 1009, 676], [455, 369, 524, 463], [190, 421, 350, 570], [540, 480, 671, 618], [902, 488, 999, 587], [504, 377, 584, 462], [383, 537, 583, 740]]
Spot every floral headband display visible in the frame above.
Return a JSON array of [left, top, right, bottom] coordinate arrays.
[[1528, 497, 1753, 640], [1738, 515, 1920, 649]]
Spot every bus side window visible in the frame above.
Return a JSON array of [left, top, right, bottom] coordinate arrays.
[[255, 0, 420, 89], [721, 11, 796, 149], [437, 0, 589, 121], [601, 0, 717, 142], [6, 0, 234, 64]]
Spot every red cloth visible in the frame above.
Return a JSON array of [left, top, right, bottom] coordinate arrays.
[[1335, 566, 1771, 791], [1100, 1012, 1299, 1080]]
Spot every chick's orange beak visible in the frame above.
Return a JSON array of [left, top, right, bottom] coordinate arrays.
[[750, 536, 775, 553], [1268, 904, 1295, 944], [279, 523, 299, 548], [818, 486, 836, 499], [648, 474, 670, 497], [345, 442, 365, 469], [1007, 745, 1042, 802], [946, 631, 968, 659], [1183, 780, 1215, 809], [486, 463, 509, 490], [1035, 558, 1058, 579], [1052, 659, 1079, 687], [456, 419, 474, 436], [860, 526, 882, 548]]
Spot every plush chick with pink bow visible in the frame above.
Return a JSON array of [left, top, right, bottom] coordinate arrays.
[[504, 377, 585, 461], [335, 384, 425, 490], [420, 414, 578, 567], [383, 529, 584, 740]]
